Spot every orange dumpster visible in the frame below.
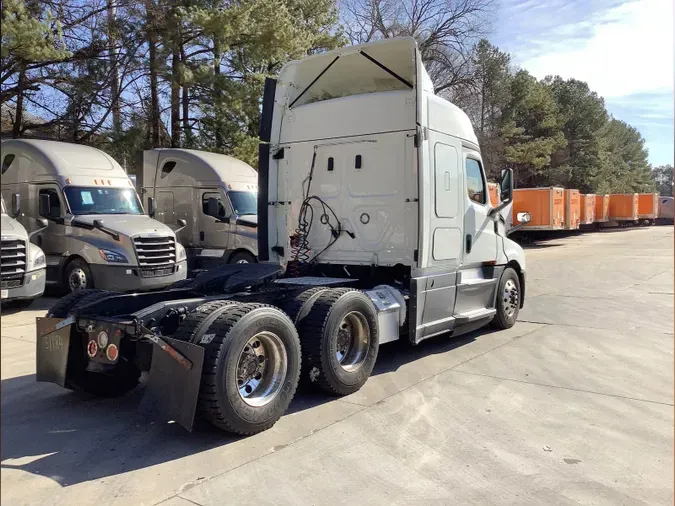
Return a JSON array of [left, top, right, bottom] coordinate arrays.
[[564, 189, 581, 230], [580, 194, 595, 225], [594, 194, 610, 222], [637, 193, 659, 219], [512, 187, 564, 230], [609, 193, 639, 221], [488, 183, 500, 207]]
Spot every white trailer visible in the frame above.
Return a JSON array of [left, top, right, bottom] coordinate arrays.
[[34, 37, 530, 436]]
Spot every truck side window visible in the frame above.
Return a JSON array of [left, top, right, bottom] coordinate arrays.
[[161, 161, 176, 179], [1, 154, 15, 174], [202, 193, 226, 218], [465, 158, 486, 204], [39, 188, 62, 218]]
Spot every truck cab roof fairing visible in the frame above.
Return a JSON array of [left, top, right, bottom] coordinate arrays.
[[276, 37, 419, 112]]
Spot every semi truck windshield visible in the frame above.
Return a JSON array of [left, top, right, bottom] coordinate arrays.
[[228, 191, 257, 216], [64, 187, 143, 215]]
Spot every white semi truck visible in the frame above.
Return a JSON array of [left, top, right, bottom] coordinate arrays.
[[34, 37, 530, 436], [1, 139, 188, 294], [0, 194, 47, 307], [135, 149, 259, 271]]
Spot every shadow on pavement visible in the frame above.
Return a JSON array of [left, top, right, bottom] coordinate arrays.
[[0, 325, 487, 488], [0, 296, 59, 316]]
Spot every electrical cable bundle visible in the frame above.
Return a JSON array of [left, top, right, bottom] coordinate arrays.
[[288, 148, 353, 276]]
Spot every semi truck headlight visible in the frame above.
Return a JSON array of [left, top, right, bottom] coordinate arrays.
[[28, 244, 46, 268], [99, 249, 128, 263], [176, 243, 186, 261], [33, 252, 45, 267]]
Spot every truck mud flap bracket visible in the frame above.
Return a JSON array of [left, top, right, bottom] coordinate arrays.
[[36, 316, 74, 387], [139, 336, 205, 432]]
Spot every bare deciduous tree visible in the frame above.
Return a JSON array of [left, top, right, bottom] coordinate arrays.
[[339, 0, 495, 94]]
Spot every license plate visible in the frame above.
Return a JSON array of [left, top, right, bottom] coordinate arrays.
[[1, 290, 8, 299]]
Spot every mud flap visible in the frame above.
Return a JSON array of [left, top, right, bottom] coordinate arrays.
[[35, 317, 73, 387], [139, 338, 205, 432]]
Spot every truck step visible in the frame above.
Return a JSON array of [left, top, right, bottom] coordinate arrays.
[[454, 308, 496, 324]]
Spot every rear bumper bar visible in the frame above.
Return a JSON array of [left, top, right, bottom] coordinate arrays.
[[35, 314, 205, 431]]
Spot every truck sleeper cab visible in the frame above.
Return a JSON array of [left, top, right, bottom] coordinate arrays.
[[136, 148, 259, 273], [34, 37, 528, 437], [0, 195, 47, 306], [1, 139, 187, 294]]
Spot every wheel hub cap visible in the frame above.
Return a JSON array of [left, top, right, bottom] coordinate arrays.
[[335, 312, 370, 372], [503, 279, 519, 317], [236, 332, 287, 407], [69, 268, 87, 292]]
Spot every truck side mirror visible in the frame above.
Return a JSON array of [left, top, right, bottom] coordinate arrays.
[[11, 193, 20, 217], [39, 193, 51, 218], [147, 197, 156, 217], [207, 197, 219, 218], [516, 212, 531, 224], [499, 168, 514, 203], [175, 218, 187, 234]]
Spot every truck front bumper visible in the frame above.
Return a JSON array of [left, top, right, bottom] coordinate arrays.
[[90, 260, 188, 292], [1, 268, 46, 301]]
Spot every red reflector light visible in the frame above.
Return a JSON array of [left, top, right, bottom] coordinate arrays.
[[106, 343, 119, 361], [87, 340, 98, 358]]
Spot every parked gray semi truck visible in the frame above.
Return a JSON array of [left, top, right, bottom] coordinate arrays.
[[135, 148, 259, 271], [34, 37, 530, 436], [1, 139, 188, 294]]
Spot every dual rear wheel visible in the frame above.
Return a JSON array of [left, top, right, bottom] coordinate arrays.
[[173, 289, 379, 435]]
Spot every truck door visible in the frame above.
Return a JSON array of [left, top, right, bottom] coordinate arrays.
[[452, 151, 499, 317], [156, 191, 175, 226], [460, 153, 497, 266], [34, 184, 67, 284], [199, 189, 230, 251]]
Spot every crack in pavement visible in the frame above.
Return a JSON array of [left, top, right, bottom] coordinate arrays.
[[450, 370, 675, 407]]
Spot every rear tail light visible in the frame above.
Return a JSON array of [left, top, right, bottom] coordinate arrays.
[[87, 340, 98, 358], [106, 343, 119, 362]]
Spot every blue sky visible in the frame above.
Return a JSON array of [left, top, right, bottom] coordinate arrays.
[[492, 0, 674, 167]]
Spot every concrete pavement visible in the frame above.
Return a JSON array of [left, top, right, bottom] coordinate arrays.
[[1, 226, 673, 505]]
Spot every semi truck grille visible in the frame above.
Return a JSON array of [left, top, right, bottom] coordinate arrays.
[[132, 235, 176, 278], [1, 238, 26, 287]]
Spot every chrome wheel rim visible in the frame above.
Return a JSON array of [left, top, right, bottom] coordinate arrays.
[[336, 311, 370, 372], [69, 268, 88, 292], [236, 331, 287, 407], [503, 279, 519, 318], [236, 259, 249, 264]]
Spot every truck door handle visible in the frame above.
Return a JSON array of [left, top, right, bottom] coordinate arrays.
[[466, 234, 472, 254], [200, 231, 204, 241]]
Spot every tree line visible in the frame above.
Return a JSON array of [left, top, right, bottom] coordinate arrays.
[[1, 0, 671, 194]]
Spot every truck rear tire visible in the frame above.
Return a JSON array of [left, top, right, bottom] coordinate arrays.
[[299, 288, 379, 396], [281, 286, 330, 324], [197, 303, 301, 435], [491, 267, 521, 330], [66, 359, 141, 397], [172, 300, 238, 343], [47, 289, 111, 318]]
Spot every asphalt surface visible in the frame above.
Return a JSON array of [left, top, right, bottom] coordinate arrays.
[[1, 226, 673, 506]]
